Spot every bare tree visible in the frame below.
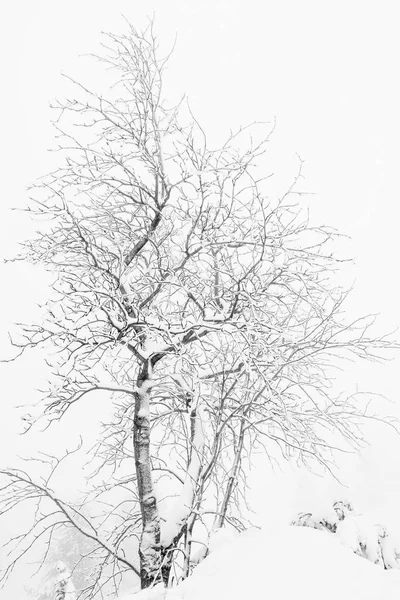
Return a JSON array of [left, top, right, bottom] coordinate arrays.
[[0, 20, 397, 594]]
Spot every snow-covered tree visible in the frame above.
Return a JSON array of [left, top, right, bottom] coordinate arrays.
[[53, 562, 76, 600], [0, 20, 397, 594], [25, 526, 98, 600], [292, 501, 400, 570], [25, 558, 78, 600]]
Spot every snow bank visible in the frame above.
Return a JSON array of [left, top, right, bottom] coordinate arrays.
[[124, 526, 400, 600]]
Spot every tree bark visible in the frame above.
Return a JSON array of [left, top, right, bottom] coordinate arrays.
[[133, 361, 162, 589], [214, 418, 245, 530], [160, 406, 205, 585]]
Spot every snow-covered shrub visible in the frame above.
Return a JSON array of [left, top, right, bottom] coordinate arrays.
[[292, 501, 400, 570]]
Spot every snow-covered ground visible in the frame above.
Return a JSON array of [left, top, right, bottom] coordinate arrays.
[[124, 526, 400, 600]]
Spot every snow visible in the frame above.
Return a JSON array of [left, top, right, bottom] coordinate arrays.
[[336, 511, 383, 564], [122, 526, 400, 600], [207, 526, 239, 553]]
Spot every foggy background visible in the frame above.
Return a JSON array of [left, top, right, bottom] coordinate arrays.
[[1, 1, 400, 596]]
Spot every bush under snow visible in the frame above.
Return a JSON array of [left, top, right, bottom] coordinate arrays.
[[292, 501, 400, 569]]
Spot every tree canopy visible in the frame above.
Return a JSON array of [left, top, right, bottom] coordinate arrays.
[[0, 20, 396, 595]]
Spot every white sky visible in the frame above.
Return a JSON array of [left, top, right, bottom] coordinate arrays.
[[1, 1, 400, 587]]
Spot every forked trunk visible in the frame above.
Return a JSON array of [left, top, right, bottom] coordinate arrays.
[[134, 363, 206, 589]]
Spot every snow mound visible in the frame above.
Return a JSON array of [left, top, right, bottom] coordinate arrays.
[[129, 526, 400, 600]]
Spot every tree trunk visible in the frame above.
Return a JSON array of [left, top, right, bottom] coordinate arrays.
[[160, 529, 186, 586], [160, 406, 205, 585], [134, 365, 206, 589], [214, 417, 246, 530], [133, 361, 163, 589]]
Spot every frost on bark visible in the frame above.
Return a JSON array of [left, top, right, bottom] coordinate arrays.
[[134, 361, 162, 588], [134, 356, 206, 587]]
